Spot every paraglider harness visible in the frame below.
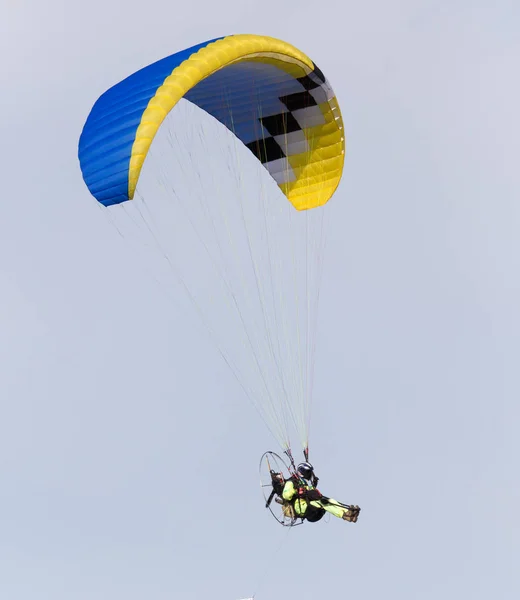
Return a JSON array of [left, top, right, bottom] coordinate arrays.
[[266, 470, 326, 523]]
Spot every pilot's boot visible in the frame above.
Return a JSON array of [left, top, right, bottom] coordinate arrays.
[[342, 505, 361, 523]]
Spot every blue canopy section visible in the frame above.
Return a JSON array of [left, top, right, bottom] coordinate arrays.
[[78, 37, 222, 206], [185, 61, 306, 144]]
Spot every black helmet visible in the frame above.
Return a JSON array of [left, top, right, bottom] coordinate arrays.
[[297, 462, 314, 480]]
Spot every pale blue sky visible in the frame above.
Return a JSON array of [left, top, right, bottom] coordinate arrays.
[[1, 1, 519, 599]]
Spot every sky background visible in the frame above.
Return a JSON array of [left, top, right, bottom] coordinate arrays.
[[1, 1, 519, 598]]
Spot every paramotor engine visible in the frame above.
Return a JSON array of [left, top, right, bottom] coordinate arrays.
[[260, 451, 305, 527]]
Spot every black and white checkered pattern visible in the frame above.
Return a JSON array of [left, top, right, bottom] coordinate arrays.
[[245, 64, 335, 185]]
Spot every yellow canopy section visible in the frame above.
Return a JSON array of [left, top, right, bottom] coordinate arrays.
[[129, 34, 345, 210]]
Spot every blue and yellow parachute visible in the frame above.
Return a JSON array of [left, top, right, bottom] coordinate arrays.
[[78, 34, 346, 456], [78, 34, 345, 211]]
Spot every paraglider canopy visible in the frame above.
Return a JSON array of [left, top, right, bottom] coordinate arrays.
[[79, 33, 344, 211]]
